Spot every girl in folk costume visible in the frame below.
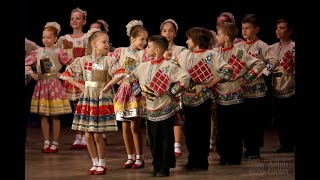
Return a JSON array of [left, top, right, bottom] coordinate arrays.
[[102, 20, 150, 169], [175, 27, 233, 170], [234, 14, 279, 159], [89, 19, 113, 144], [60, 28, 118, 175], [131, 35, 190, 177], [213, 22, 264, 165], [160, 18, 187, 157], [56, 7, 88, 149], [269, 18, 295, 153], [25, 22, 72, 153]]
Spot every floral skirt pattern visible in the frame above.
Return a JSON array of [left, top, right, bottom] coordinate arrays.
[[30, 78, 72, 116]]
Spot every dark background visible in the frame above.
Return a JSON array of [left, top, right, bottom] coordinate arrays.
[[24, 0, 296, 48]]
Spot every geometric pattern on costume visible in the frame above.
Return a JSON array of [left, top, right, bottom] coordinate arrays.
[[187, 60, 213, 83], [248, 51, 257, 58], [228, 54, 245, 79], [280, 50, 294, 73], [150, 69, 170, 96], [248, 47, 262, 58], [84, 61, 93, 70]]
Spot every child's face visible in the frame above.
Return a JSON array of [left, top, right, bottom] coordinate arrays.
[[276, 22, 290, 40], [241, 23, 259, 40], [186, 37, 195, 50], [42, 29, 57, 47], [70, 11, 86, 29], [216, 29, 227, 47], [131, 31, 148, 50], [145, 41, 157, 57], [161, 22, 177, 43], [94, 34, 110, 55]]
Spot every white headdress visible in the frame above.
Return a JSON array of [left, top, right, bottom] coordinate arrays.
[[160, 19, 179, 31], [97, 19, 109, 32], [44, 21, 61, 35], [86, 28, 102, 39], [219, 12, 236, 24], [126, 20, 143, 37]]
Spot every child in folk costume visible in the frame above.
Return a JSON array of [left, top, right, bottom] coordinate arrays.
[[235, 14, 279, 159], [209, 12, 243, 151], [89, 19, 114, 144], [270, 18, 295, 153], [25, 22, 72, 153], [175, 27, 233, 170], [56, 7, 89, 149], [60, 28, 118, 175], [131, 35, 190, 176], [213, 22, 264, 165], [160, 18, 187, 157], [102, 20, 150, 169]]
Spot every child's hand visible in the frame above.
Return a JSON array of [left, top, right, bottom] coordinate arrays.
[[27, 71, 38, 80], [163, 50, 172, 60], [102, 84, 111, 92], [141, 85, 156, 100], [63, 39, 73, 49]]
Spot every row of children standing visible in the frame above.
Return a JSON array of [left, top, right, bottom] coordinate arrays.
[[25, 8, 295, 177]]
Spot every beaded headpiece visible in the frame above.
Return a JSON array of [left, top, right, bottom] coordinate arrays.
[[44, 21, 61, 35], [126, 20, 143, 37]]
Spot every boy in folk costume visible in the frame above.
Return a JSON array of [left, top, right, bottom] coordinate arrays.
[[270, 18, 295, 153], [213, 22, 264, 165], [131, 35, 190, 177], [160, 18, 187, 157], [235, 14, 279, 159], [174, 27, 233, 170]]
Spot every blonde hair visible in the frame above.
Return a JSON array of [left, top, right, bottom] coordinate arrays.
[[71, 7, 87, 20], [85, 28, 105, 55]]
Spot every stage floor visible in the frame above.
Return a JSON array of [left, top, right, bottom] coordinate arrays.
[[25, 124, 295, 180]]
